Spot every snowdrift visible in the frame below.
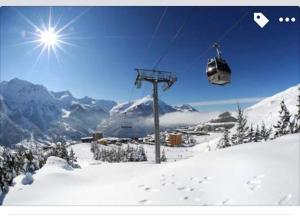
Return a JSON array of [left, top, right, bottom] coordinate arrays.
[[3, 134, 299, 205]]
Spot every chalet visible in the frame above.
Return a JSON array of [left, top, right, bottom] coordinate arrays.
[[167, 133, 183, 146], [81, 136, 94, 143]]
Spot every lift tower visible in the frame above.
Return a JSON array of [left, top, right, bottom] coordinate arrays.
[[134, 69, 177, 164]]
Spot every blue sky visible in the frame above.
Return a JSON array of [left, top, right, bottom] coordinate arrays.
[[0, 6, 299, 111]]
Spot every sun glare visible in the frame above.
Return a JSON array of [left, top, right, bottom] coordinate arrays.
[[39, 28, 58, 47], [17, 8, 88, 66]]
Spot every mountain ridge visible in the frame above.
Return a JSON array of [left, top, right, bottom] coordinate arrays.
[[0, 78, 199, 146]]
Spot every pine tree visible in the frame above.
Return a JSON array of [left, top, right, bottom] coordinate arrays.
[[274, 100, 292, 137], [246, 124, 255, 143], [68, 148, 80, 168], [217, 129, 231, 149], [0, 149, 17, 193], [23, 150, 39, 174], [137, 145, 147, 161], [267, 127, 273, 140], [260, 122, 270, 141], [294, 88, 300, 133], [160, 149, 167, 162], [232, 105, 249, 145], [254, 125, 261, 142], [14, 149, 25, 174]]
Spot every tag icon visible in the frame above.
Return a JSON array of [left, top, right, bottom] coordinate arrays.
[[254, 12, 269, 28]]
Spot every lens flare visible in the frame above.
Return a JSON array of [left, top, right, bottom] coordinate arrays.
[[16, 8, 88, 66], [39, 28, 58, 47]]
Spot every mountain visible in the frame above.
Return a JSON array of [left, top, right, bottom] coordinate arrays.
[[0, 78, 61, 135], [51, 91, 117, 112], [210, 111, 237, 123], [0, 79, 199, 146], [110, 96, 177, 117], [0, 78, 116, 146], [174, 104, 199, 112], [101, 96, 199, 138], [245, 84, 300, 127], [194, 111, 237, 132]]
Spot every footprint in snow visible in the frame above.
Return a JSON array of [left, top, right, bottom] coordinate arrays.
[[177, 186, 194, 192], [246, 175, 264, 192], [139, 199, 151, 204], [278, 194, 292, 205], [221, 199, 231, 205], [198, 176, 212, 184], [183, 196, 189, 200], [190, 177, 198, 181], [144, 187, 159, 192]]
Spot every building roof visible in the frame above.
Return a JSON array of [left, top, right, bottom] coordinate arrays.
[[81, 137, 93, 140]]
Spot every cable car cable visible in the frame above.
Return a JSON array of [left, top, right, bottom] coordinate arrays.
[[128, 6, 169, 105], [123, 6, 169, 129], [153, 7, 196, 69], [144, 6, 168, 60], [184, 9, 251, 74]]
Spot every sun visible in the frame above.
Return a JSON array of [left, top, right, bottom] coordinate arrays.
[[17, 8, 88, 66], [39, 27, 58, 47]]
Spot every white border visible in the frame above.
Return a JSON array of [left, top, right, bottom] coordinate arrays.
[[0, 206, 300, 216], [0, 0, 299, 6], [0, 1, 299, 215]]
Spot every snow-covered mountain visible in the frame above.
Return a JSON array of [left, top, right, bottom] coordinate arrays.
[[110, 95, 177, 117], [245, 84, 300, 127], [52, 91, 116, 113], [101, 96, 201, 138], [174, 104, 199, 112], [0, 79, 199, 146], [0, 79, 116, 146]]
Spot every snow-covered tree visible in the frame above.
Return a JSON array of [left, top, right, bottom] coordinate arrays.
[[274, 100, 291, 137], [231, 105, 249, 145], [91, 144, 148, 163], [137, 145, 147, 162], [160, 149, 167, 162], [23, 150, 39, 174], [254, 125, 262, 142], [260, 122, 271, 141], [217, 129, 231, 149], [293, 89, 300, 133], [68, 148, 80, 168], [246, 124, 255, 143], [48, 139, 80, 168], [0, 149, 17, 193]]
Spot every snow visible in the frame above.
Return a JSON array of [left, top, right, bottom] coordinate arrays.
[[109, 95, 177, 116], [61, 109, 71, 118], [111, 96, 153, 115], [246, 84, 299, 127], [44, 156, 73, 171], [21, 173, 34, 185], [3, 134, 299, 205]]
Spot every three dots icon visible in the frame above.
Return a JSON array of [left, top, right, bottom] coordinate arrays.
[[279, 17, 296, 22]]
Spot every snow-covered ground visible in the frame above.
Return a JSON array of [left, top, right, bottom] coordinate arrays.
[[246, 84, 299, 127], [3, 133, 299, 206]]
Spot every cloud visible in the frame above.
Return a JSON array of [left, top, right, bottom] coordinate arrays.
[[188, 97, 265, 107], [143, 111, 219, 127]]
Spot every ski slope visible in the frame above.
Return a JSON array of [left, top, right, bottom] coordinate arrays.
[[246, 84, 299, 127], [4, 134, 299, 206]]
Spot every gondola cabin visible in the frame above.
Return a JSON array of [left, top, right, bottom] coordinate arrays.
[[206, 43, 231, 85], [206, 58, 231, 85]]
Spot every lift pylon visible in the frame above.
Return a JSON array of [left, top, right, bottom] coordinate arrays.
[[134, 69, 177, 164]]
